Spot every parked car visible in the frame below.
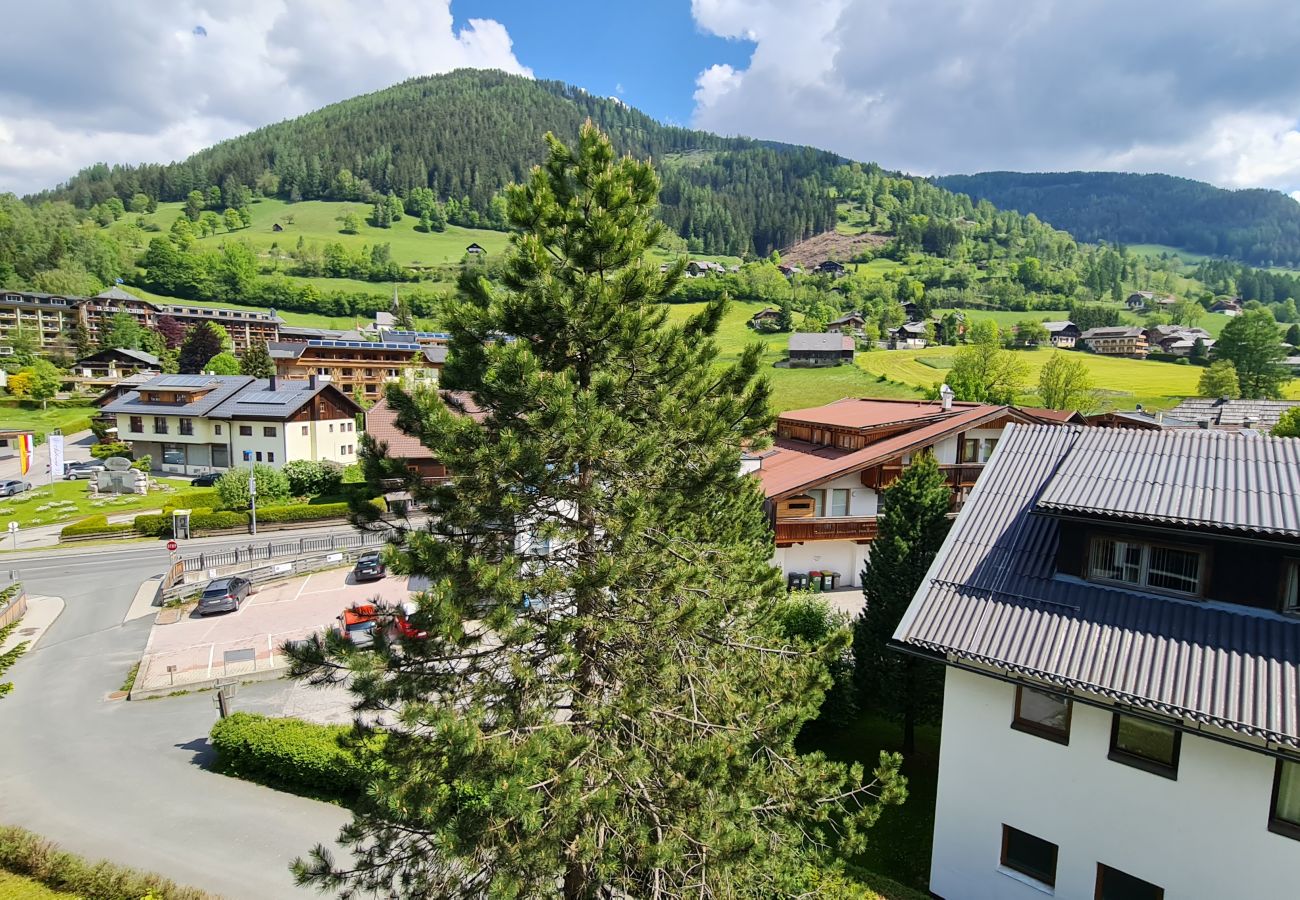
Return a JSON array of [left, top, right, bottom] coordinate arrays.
[[353, 550, 386, 582], [190, 472, 221, 487], [0, 479, 31, 497], [197, 576, 252, 615], [63, 460, 106, 480], [337, 602, 425, 649]]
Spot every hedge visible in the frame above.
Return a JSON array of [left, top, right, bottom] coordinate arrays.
[[0, 824, 213, 900], [190, 510, 250, 530], [209, 712, 382, 800], [256, 500, 350, 523], [133, 512, 171, 537], [59, 516, 135, 539], [162, 488, 221, 510]]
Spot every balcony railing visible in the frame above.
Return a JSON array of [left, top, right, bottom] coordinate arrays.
[[862, 462, 984, 490], [775, 516, 880, 544]]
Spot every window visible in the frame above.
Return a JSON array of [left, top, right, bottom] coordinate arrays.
[[340, 445, 347, 455], [1270, 758, 1300, 840], [129, 416, 142, 433], [1000, 825, 1057, 888], [1088, 537, 1203, 596], [178, 418, 193, 436], [982, 437, 999, 461], [328, 423, 334, 433], [829, 488, 850, 517], [348, 444, 354, 454], [255, 451, 262, 462], [1109, 713, 1181, 779], [162, 444, 185, 466], [1095, 864, 1164, 900], [301, 425, 309, 436], [959, 437, 981, 464], [1283, 562, 1300, 617], [807, 489, 825, 517], [214, 423, 222, 435], [239, 425, 252, 437], [153, 417, 168, 435], [267, 451, 274, 463], [262, 426, 276, 438], [147, 392, 161, 402], [1012, 686, 1071, 744]]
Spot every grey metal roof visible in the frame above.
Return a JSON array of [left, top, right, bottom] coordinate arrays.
[[207, 378, 359, 420], [1041, 321, 1077, 332], [894, 423, 1300, 747], [789, 333, 854, 352], [75, 348, 160, 367], [1170, 397, 1300, 430], [1080, 326, 1144, 339], [101, 375, 253, 417]]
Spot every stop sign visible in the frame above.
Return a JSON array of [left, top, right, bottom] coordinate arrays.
[[166, 540, 178, 552]]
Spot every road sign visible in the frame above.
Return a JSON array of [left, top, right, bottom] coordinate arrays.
[[6, 522, 16, 534], [166, 540, 178, 552]]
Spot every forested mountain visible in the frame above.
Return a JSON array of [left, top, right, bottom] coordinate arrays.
[[934, 171, 1300, 268], [35, 69, 840, 256]]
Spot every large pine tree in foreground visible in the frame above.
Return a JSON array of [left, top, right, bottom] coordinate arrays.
[[286, 124, 905, 898]]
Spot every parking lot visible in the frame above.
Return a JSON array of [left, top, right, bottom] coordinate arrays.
[[134, 566, 413, 695]]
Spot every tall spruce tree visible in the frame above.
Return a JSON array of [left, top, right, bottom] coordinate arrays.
[[286, 124, 905, 898], [853, 451, 951, 753], [240, 339, 275, 378]]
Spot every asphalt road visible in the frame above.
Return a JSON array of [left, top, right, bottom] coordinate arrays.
[[0, 528, 354, 897]]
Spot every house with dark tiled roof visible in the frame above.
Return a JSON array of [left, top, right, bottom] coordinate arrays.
[[1080, 326, 1148, 357], [748, 396, 1047, 588], [788, 332, 855, 367], [1169, 397, 1300, 431], [890, 321, 929, 349], [1042, 321, 1080, 348], [893, 424, 1300, 899], [102, 374, 361, 475]]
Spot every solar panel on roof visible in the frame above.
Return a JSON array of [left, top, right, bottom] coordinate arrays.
[[157, 375, 216, 387], [238, 392, 297, 405]]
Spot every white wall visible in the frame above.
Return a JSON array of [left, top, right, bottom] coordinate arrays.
[[803, 472, 878, 517], [773, 541, 869, 588], [930, 667, 1300, 900]]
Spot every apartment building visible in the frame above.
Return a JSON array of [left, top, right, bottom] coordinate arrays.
[[102, 373, 361, 475], [893, 424, 1300, 899], [269, 339, 446, 401], [157, 303, 283, 351], [0, 290, 79, 347], [1080, 326, 1148, 357]]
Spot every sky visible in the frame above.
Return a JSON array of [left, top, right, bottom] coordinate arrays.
[[3, 0, 1300, 199]]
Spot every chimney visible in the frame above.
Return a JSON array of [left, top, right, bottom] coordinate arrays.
[[939, 383, 954, 411], [309, 373, 317, 390], [1155, 410, 1163, 424], [269, 374, 278, 392], [1199, 418, 1211, 429], [1245, 414, 1259, 429]]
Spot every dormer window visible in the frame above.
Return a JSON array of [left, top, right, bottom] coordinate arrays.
[[1283, 561, 1300, 617], [1088, 536, 1204, 596]]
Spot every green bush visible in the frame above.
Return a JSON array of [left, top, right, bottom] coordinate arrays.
[[215, 464, 290, 508], [162, 488, 221, 510], [0, 824, 213, 900], [133, 513, 171, 537], [209, 712, 382, 800], [282, 459, 345, 496], [256, 501, 350, 523], [59, 516, 135, 539], [88, 443, 131, 461], [190, 510, 250, 531]]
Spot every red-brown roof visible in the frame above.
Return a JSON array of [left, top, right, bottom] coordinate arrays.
[[1019, 407, 1085, 424], [365, 391, 484, 460], [779, 397, 985, 430], [757, 403, 1030, 499]]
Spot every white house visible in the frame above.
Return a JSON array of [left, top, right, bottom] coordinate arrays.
[[893, 424, 1300, 899], [102, 373, 363, 475], [750, 397, 1044, 589]]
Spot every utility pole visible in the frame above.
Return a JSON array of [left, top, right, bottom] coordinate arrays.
[[248, 468, 258, 536]]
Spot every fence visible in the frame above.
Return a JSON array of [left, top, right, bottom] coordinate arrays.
[[162, 543, 392, 603], [0, 581, 27, 631], [177, 529, 389, 574]]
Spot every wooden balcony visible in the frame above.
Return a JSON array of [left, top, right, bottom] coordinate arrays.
[[775, 516, 879, 545], [862, 462, 984, 490]]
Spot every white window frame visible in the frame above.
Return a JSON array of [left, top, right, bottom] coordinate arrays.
[[1088, 535, 1205, 598]]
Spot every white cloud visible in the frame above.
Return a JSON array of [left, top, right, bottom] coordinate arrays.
[[690, 0, 1300, 193], [0, 0, 530, 195]]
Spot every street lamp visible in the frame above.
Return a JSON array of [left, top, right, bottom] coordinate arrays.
[[248, 468, 258, 536]]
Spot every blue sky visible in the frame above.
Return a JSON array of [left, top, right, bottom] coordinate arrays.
[[454, 0, 752, 126]]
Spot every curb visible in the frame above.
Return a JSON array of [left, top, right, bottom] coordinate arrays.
[[129, 663, 287, 701], [0, 595, 66, 655]]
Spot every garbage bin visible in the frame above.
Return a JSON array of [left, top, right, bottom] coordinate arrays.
[[808, 570, 823, 592], [787, 572, 808, 592], [824, 571, 839, 591]]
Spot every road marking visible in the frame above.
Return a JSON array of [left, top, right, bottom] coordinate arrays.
[[205, 643, 214, 677], [293, 574, 312, 602]]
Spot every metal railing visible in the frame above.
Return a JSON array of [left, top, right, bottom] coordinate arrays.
[[178, 529, 389, 573]]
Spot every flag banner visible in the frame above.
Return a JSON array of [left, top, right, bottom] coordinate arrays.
[[18, 433, 33, 476], [47, 433, 64, 481]]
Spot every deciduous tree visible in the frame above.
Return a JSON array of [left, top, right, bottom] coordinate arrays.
[[853, 452, 950, 753], [1037, 352, 1096, 411], [205, 351, 240, 375], [1272, 408, 1300, 438], [177, 322, 224, 374], [1215, 308, 1289, 398], [1198, 359, 1241, 399], [20, 359, 63, 409], [100, 311, 145, 351], [946, 322, 1028, 405], [285, 124, 905, 898]]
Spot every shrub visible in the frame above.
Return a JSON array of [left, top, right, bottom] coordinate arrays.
[[190, 509, 250, 531], [774, 591, 859, 728], [89, 442, 132, 461], [256, 501, 350, 523], [130, 454, 152, 471], [133, 512, 171, 537], [209, 712, 382, 800], [282, 459, 345, 496], [163, 488, 221, 510], [215, 464, 290, 509], [60, 515, 135, 539], [0, 824, 213, 900]]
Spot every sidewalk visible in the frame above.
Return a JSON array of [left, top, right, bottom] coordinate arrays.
[[0, 595, 65, 655]]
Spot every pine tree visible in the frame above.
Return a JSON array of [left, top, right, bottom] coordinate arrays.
[[67, 320, 93, 359], [286, 124, 905, 898], [177, 323, 224, 374], [240, 340, 275, 378], [853, 452, 951, 753]]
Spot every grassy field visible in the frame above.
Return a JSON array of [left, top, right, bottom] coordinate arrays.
[[802, 712, 941, 891], [0, 477, 207, 529], [662, 300, 921, 411], [0, 870, 78, 899], [0, 406, 96, 439], [938, 308, 1072, 328]]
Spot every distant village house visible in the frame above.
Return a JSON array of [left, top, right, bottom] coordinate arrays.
[[787, 333, 855, 367]]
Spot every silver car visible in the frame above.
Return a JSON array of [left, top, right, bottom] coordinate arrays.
[[64, 461, 106, 480], [0, 479, 31, 497]]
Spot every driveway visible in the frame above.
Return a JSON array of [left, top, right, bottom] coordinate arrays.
[[138, 567, 414, 693]]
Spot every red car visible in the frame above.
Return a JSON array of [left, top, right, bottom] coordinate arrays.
[[337, 602, 425, 649]]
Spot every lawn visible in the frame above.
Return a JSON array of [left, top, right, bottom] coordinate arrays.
[[0, 477, 208, 529], [937, 307, 1072, 328], [800, 711, 941, 891], [856, 344, 1300, 409], [0, 406, 96, 440], [661, 300, 922, 411], [0, 871, 77, 899]]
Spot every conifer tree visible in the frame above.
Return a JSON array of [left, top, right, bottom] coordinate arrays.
[[287, 124, 905, 898], [853, 452, 951, 753], [239, 339, 275, 378]]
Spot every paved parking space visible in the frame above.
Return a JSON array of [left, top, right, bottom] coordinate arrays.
[[135, 567, 412, 694]]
